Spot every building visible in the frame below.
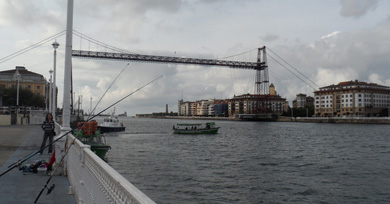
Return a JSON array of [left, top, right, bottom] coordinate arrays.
[[293, 93, 314, 108], [178, 99, 228, 117], [197, 100, 214, 116], [0, 66, 47, 96], [178, 84, 287, 118], [213, 100, 228, 117], [227, 84, 287, 117], [314, 80, 390, 117], [228, 94, 286, 117]]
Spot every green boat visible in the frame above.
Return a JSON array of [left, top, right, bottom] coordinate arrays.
[[173, 122, 220, 134], [73, 121, 111, 160]]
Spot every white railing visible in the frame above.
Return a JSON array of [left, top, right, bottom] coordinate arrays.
[[66, 134, 156, 204]]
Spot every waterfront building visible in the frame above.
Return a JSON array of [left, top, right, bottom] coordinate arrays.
[[293, 93, 314, 108], [178, 99, 228, 117], [178, 84, 286, 118], [314, 80, 390, 117], [197, 100, 214, 116], [0, 66, 47, 96], [213, 100, 228, 117], [227, 84, 286, 117], [228, 94, 287, 116], [178, 100, 199, 116]]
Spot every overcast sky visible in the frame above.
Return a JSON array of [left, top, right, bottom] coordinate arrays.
[[1, 0, 389, 116]]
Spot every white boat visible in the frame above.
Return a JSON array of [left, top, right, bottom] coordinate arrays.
[[98, 109, 125, 133]]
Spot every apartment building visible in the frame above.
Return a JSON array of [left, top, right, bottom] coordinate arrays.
[[293, 93, 314, 108], [314, 80, 390, 117]]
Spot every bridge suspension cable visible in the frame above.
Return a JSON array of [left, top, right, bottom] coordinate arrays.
[[267, 48, 320, 89], [0, 30, 66, 64]]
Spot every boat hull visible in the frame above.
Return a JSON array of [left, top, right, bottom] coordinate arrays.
[[98, 126, 125, 133], [174, 127, 220, 134], [90, 145, 111, 160]]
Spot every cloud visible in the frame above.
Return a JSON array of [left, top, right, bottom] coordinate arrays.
[[321, 31, 341, 40], [368, 73, 390, 86], [261, 33, 280, 42], [314, 68, 359, 86], [0, 1, 37, 26], [339, 0, 378, 18]]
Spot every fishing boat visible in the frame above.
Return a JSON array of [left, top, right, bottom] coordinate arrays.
[[73, 121, 111, 160], [98, 109, 125, 133], [173, 122, 220, 134]]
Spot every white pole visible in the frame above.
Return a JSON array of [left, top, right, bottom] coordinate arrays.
[[56, 0, 74, 176], [16, 74, 20, 107], [62, 0, 74, 130], [49, 70, 53, 113], [52, 41, 59, 121]]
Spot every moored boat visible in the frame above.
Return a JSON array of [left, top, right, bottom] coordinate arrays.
[[73, 121, 111, 160], [173, 122, 220, 134], [98, 114, 125, 133]]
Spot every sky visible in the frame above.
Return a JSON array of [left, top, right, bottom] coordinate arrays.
[[1, 0, 389, 116]]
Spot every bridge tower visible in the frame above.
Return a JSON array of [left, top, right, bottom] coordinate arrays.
[[255, 46, 269, 95]]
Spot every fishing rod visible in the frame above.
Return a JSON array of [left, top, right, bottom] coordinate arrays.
[[33, 74, 163, 203], [87, 63, 129, 121], [6, 63, 129, 170], [0, 75, 163, 178]]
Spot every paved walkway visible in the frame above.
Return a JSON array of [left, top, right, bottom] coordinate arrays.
[[0, 125, 76, 204]]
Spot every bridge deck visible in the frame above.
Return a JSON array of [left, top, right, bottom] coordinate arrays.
[[0, 125, 76, 204], [72, 50, 266, 70]]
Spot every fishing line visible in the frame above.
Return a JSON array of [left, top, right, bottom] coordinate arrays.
[[0, 75, 163, 178], [86, 63, 130, 120]]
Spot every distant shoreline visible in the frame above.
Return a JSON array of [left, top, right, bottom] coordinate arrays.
[[134, 115, 390, 124]]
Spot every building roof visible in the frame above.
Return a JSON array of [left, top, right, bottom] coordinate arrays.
[[0, 66, 43, 77], [232, 93, 286, 101], [315, 80, 390, 93]]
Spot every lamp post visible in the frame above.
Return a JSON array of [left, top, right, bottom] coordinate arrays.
[[16, 73, 20, 113], [52, 41, 59, 121], [49, 70, 53, 113]]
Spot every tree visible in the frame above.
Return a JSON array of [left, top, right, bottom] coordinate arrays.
[[0, 87, 45, 108]]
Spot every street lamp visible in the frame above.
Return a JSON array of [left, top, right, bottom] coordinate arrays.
[[16, 73, 21, 112], [49, 70, 53, 113], [52, 40, 59, 121]]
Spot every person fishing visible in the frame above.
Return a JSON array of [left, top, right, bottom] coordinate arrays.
[[39, 113, 55, 155]]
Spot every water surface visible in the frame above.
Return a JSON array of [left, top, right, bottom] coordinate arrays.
[[101, 118, 390, 203]]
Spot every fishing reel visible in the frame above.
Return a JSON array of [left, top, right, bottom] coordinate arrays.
[[46, 184, 55, 195]]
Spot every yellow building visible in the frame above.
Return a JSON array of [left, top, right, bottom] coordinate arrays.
[[0, 66, 47, 96], [314, 80, 390, 117]]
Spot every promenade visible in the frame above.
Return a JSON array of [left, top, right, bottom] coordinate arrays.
[[0, 125, 76, 204]]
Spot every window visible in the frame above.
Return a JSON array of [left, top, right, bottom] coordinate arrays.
[[37, 85, 41, 89]]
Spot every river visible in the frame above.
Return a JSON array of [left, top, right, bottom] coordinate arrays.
[[99, 117, 390, 203]]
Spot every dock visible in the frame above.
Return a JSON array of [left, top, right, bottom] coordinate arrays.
[[0, 125, 76, 204]]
